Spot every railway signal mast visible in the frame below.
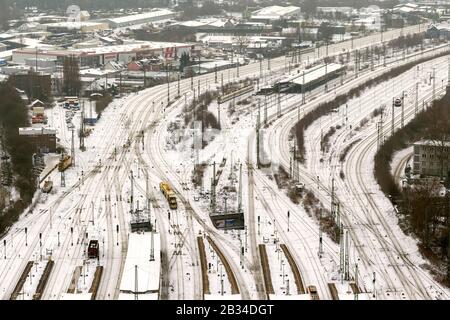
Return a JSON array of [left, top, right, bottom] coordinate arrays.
[[318, 208, 323, 257]]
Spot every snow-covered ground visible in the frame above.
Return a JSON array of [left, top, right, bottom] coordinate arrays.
[[0, 28, 444, 300]]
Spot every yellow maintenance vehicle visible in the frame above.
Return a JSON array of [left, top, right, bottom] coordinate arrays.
[[159, 182, 178, 210], [58, 154, 72, 172]]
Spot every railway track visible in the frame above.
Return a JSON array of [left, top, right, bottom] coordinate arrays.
[[206, 236, 240, 295], [269, 51, 450, 299]]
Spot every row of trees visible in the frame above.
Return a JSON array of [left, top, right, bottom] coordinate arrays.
[[62, 56, 81, 96], [8, 71, 53, 102], [293, 43, 449, 162], [0, 82, 36, 235], [374, 90, 450, 283], [0, 0, 13, 30]]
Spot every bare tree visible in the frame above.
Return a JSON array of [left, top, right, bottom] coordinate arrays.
[[233, 35, 250, 54]]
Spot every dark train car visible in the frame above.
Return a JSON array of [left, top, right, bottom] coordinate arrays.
[[88, 240, 99, 259]]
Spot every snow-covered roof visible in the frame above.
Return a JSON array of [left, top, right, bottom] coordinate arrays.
[[119, 232, 161, 294], [106, 9, 174, 25], [72, 41, 190, 54], [196, 60, 237, 70], [31, 99, 44, 107], [251, 5, 300, 20], [429, 23, 450, 31], [43, 21, 107, 30], [15, 40, 191, 58], [414, 140, 450, 148], [19, 127, 56, 135], [286, 63, 345, 86]]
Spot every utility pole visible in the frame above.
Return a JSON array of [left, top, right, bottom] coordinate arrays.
[[377, 122, 380, 150], [391, 98, 395, 136], [331, 177, 336, 219], [302, 71, 306, 104], [61, 157, 66, 187], [211, 162, 216, 213], [339, 225, 344, 278], [264, 95, 268, 126], [130, 170, 134, 213], [287, 211, 290, 232], [167, 63, 170, 106], [277, 90, 281, 117], [150, 229, 155, 261], [447, 57, 450, 90], [135, 265, 138, 300], [370, 47, 374, 71], [401, 91, 405, 128], [256, 101, 261, 169], [415, 82, 419, 115], [80, 101, 85, 151], [336, 203, 341, 230], [259, 58, 262, 78], [238, 164, 243, 213], [372, 272, 376, 298], [319, 208, 323, 257], [71, 128, 75, 166], [215, 64, 218, 83], [344, 230, 350, 281], [432, 67, 436, 101]]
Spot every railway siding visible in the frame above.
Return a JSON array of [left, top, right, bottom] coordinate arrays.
[[328, 283, 340, 300], [10, 261, 34, 300], [89, 266, 104, 300], [280, 244, 305, 294], [197, 236, 210, 297], [33, 260, 54, 300], [67, 266, 82, 294], [206, 236, 239, 295], [258, 244, 274, 298]]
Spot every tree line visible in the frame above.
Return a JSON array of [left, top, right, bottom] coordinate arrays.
[[374, 90, 450, 284], [293, 44, 450, 163], [0, 82, 36, 236]]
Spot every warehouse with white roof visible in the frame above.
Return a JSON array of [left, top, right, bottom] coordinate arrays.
[[12, 40, 193, 67], [250, 5, 301, 22], [105, 9, 177, 28]]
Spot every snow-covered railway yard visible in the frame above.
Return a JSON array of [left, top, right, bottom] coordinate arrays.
[[1, 23, 449, 300]]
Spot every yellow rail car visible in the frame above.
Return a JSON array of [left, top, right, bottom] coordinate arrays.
[[160, 182, 178, 209]]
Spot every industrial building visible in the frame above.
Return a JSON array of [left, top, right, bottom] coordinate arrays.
[[275, 63, 346, 93], [43, 21, 110, 34], [250, 5, 301, 23], [12, 41, 193, 67], [413, 140, 450, 178], [104, 9, 177, 28], [18, 127, 57, 153]]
